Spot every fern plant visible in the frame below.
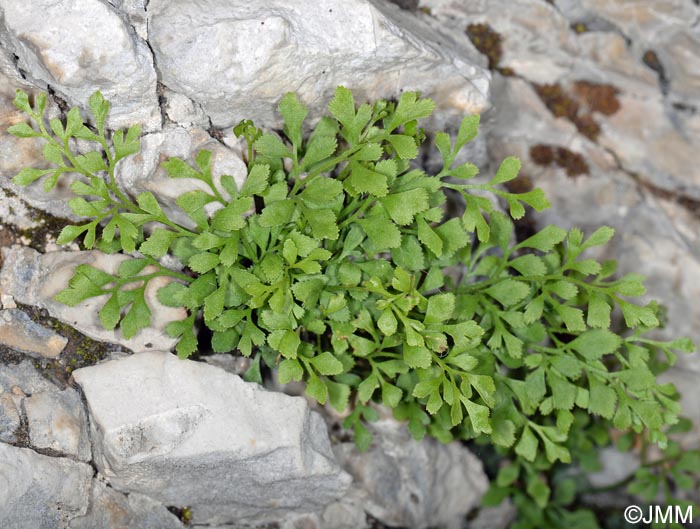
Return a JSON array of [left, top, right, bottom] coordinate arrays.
[[8, 88, 696, 522]]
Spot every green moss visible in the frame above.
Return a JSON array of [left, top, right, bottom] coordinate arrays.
[[167, 506, 194, 525], [534, 83, 579, 121], [12, 417, 30, 448], [0, 187, 74, 254], [16, 303, 127, 386], [466, 23, 512, 74]]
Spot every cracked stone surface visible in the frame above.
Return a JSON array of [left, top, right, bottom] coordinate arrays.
[[24, 386, 91, 461], [115, 124, 249, 227], [0, 442, 93, 529], [0, 391, 20, 444], [0, 0, 160, 131], [146, 0, 489, 130], [69, 479, 185, 529], [0, 308, 67, 358], [73, 351, 352, 525], [0, 246, 187, 353], [0, 0, 698, 525], [0, 61, 77, 222], [0, 357, 56, 397], [334, 419, 489, 529], [423, 0, 700, 443]]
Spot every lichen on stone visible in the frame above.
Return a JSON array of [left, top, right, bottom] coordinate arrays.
[[534, 81, 620, 141], [530, 144, 590, 177]]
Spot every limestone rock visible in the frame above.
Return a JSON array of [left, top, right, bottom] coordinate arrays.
[[0, 294, 16, 309], [0, 62, 77, 223], [586, 447, 640, 489], [660, 367, 700, 449], [0, 442, 93, 529], [0, 308, 67, 358], [104, 0, 150, 41], [318, 489, 370, 529], [0, 358, 34, 445], [0, 391, 20, 444], [201, 354, 252, 377], [0, 357, 56, 397], [0, 0, 160, 131], [115, 125, 248, 228], [73, 351, 351, 525], [426, 0, 700, 200], [24, 387, 91, 461], [0, 246, 186, 353], [146, 0, 489, 129], [578, 0, 699, 44], [69, 479, 185, 529], [335, 419, 489, 529], [466, 500, 517, 529]]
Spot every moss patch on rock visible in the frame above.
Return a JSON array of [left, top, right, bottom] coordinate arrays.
[[466, 23, 514, 75], [16, 303, 128, 387]]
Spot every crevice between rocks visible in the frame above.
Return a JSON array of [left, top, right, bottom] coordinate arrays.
[[601, 144, 700, 223]]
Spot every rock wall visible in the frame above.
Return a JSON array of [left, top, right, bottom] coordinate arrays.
[[0, 0, 698, 527], [419, 0, 700, 442]]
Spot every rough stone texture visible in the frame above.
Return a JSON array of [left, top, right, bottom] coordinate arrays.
[[0, 357, 56, 397], [0, 308, 67, 358], [73, 351, 351, 525], [485, 76, 700, 359], [586, 447, 641, 489], [466, 500, 517, 529], [147, 0, 489, 129], [24, 387, 91, 461], [335, 419, 489, 529], [69, 479, 185, 529], [424, 0, 700, 394], [0, 391, 20, 444], [0, 246, 186, 353], [0, 0, 160, 131], [424, 0, 700, 196], [115, 125, 248, 227], [201, 353, 252, 377], [660, 366, 700, 448], [0, 60, 77, 222], [318, 489, 370, 529], [0, 294, 16, 309], [0, 352, 64, 444], [0, 442, 93, 529], [194, 482, 369, 529]]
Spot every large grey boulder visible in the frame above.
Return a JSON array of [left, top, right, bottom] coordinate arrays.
[[147, 0, 489, 129], [73, 351, 351, 525], [0, 0, 160, 131], [0, 443, 93, 529], [335, 419, 489, 529], [0, 246, 186, 353]]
